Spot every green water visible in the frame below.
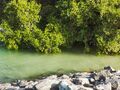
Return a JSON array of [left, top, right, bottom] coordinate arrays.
[[0, 48, 120, 82]]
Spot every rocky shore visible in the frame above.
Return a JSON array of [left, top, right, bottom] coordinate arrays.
[[0, 66, 120, 90]]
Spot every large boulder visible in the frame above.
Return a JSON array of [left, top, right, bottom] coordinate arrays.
[[35, 75, 59, 90]]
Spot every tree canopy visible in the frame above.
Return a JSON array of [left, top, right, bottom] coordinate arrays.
[[0, 0, 120, 54]]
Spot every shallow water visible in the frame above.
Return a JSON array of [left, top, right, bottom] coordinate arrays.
[[0, 48, 120, 82]]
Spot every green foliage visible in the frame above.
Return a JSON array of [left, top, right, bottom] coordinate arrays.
[[55, 0, 120, 54], [96, 0, 120, 54], [0, 0, 64, 53], [0, 0, 41, 50], [40, 23, 64, 53], [25, 22, 64, 53], [0, 0, 120, 54], [0, 21, 20, 49], [56, 0, 100, 51], [55, 0, 80, 46]]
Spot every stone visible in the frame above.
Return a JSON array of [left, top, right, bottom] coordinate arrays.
[[61, 75, 70, 79], [0, 83, 11, 90], [104, 66, 116, 73], [35, 78, 59, 90], [11, 80, 21, 86], [19, 80, 28, 88], [78, 85, 93, 90], [114, 70, 120, 76], [50, 83, 59, 90], [83, 83, 93, 88], [99, 70, 111, 78], [72, 78, 82, 85], [98, 75, 106, 82], [58, 81, 70, 90], [69, 73, 74, 78], [72, 73, 81, 78], [6, 86, 20, 90], [11, 82, 18, 86], [72, 77, 90, 85], [0, 84, 19, 90], [58, 80, 78, 90], [19, 88, 25, 90], [47, 75, 57, 80], [95, 84, 104, 90], [25, 81, 38, 88], [104, 82, 111, 90], [111, 80, 119, 90], [95, 82, 111, 90], [78, 78, 90, 85], [89, 78, 95, 85], [90, 72, 99, 81], [25, 85, 34, 90], [80, 72, 91, 77]]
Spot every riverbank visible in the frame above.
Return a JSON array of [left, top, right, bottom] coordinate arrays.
[[0, 66, 120, 90]]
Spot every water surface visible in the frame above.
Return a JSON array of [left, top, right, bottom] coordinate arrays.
[[0, 48, 120, 82]]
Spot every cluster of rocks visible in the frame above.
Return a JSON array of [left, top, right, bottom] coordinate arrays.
[[0, 66, 120, 90]]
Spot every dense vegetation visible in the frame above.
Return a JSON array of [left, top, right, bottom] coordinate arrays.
[[0, 0, 120, 54]]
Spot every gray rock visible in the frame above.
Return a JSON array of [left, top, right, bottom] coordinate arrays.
[[104, 66, 116, 73], [58, 80, 78, 90], [98, 75, 106, 82], [114, 70, 120, 76], [83, 83, 93, 88], [6, 86, 20, 90], [111, 80, 119, 90], [95, 84, 104, 90], [35, 78, 59, 90], [72, 73, 81, 78], [11, 80, 21, 86], [47, 75, 57, 79], [59, 81, 71, 90], [89, 78, 95, 85], [25, 85, 34, 90], [72, 78, 82, 85], [95, 82, 111, 90], [104, 83, 111, 90], [61, 75, 70, 79], [78, 85, 93, 90], [50, 83, 59, 90], [19, 80, 28, 88], [78, 78, 90, 85], [99, 70, 111, 78], [0, 83, 11, 90]]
